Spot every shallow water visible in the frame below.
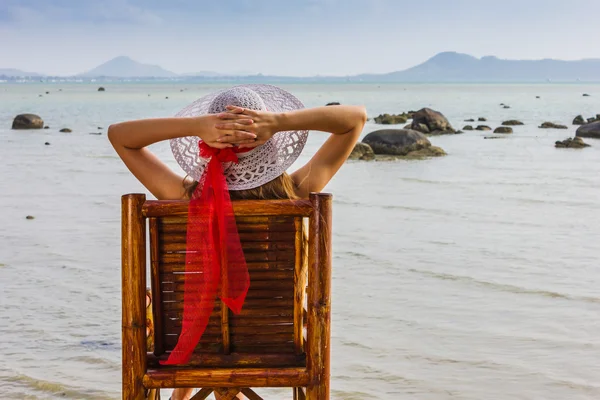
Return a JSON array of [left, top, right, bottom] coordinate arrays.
[[0, 83, 599, 399]]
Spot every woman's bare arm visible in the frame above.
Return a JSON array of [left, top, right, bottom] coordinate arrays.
[[216, 105, 367, 197], [108, 115, 255, 200]]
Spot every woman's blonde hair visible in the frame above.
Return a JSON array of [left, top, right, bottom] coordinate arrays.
[[184, 172, 299, 200]]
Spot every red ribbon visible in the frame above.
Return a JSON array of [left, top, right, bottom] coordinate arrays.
[[160, 142, 250, 365]]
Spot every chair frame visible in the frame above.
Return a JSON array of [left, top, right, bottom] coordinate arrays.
[[121, 193, 332, 399]]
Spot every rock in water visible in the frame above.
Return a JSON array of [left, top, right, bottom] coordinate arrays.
[[348, 142, 375, 161], [45, 142, 50, 145], [573, 115, 586, 125], [476, 125, 492, 131], [325, 102, 340, 106], [576, 121, 600, 139], [494, 127, 513, 134], [98, 87, 105, 92], [463, 125, 474, 131], [478, 117, 487, 121], [59, 128, 72, 133], [555, 137, 590, 148], [44, 126, 49, 129], [539, 122, 568, 129], [582, 93, 590, 97], [362, 129, 445, 158], [410, 108, 455, 135], [374, 113, 410, 125], [464, 118, 475, 122], [26, 215, 35, 220], [12, 114, 44, 129], [502, 120, 524, 126]]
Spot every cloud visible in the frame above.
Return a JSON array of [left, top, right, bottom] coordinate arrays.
[[1, 0, 163, 26]]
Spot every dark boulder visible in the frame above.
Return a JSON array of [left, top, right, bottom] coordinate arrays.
[[362, 129, 445, 157], [325, 102, 340, 106], [476, 125, 492, 131], [478, 117, 487, 122], [576, 121, 600, 139], [464, 118, 475, 122], [573, 115, 586, 125], [410, 108, 455, 134], [494, 127, 513, 134], [98, 87, 105, 92], [374, 113, 409, 125], [539, 122, 568, 129], [583, 93, 590, 97], [555, 137, 590, 148], [59, 128, 72, 133], [463, 125, 474, 131], [502, 120, 524, 126], [348, 142, 375, 161], [12, 114, 44, 129]]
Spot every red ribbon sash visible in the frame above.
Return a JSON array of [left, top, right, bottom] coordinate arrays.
[[160, 142, 250, 365]]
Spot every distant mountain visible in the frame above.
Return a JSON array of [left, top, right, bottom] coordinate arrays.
[[78, 56, 177, 78], [0, 68, 41, 77], [355, 52, 600, 82]]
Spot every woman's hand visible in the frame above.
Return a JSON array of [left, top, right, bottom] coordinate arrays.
[[215, 106, 280, 149], [196, 114, 257, 149]]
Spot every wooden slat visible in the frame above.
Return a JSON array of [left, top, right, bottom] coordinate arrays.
[[159, 261, 294, 274], [241, 388, 265, 400], [156, 231, 296, 243], [160, 280, 293, 293], [143, 199, 313, 217], [160, 289, 293, 302], [158, 251, 295, 264], [143, 368, 311, 388], [293, 217, 305, 355], [149, 217, 165, 355], [159, 270, 294, 284], [221, 301, 230, 355], [229, 333, 293, 345], [158, 241, 295, 253], [147, 352, 306, 368], [164, 315, 294, 329], [231, 344, 295, 354], [161, 298, 294, 312], [190, 388, 214, 400]]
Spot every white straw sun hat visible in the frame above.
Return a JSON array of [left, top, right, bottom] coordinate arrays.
[[170, 84, 308, 190]]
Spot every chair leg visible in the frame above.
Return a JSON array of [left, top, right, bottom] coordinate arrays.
[[294, 387, 306, 400], [146, 388, 159, 400], [306, 383, 328, 400]]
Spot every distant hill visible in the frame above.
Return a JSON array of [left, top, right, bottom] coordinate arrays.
[[355, 52, 600, 82], [0, 68, 41, 77], [78, 56, 177, 78], [4, 52, 600, 82]]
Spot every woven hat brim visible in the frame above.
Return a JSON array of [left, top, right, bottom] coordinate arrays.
[[170, 84, 308, 190]]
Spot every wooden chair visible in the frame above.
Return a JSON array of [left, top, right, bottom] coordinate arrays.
[[121, 193, 332, 400]]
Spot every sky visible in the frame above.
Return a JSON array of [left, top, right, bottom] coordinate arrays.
[[2, 0, 600, 76]]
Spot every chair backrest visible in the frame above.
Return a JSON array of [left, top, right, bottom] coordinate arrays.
[[121, 192, 332, 399]]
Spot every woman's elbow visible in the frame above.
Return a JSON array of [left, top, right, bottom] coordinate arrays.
[[107, 124, 118, 145]]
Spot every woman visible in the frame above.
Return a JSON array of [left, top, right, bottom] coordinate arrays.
[[109, 85, 366, 400]]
